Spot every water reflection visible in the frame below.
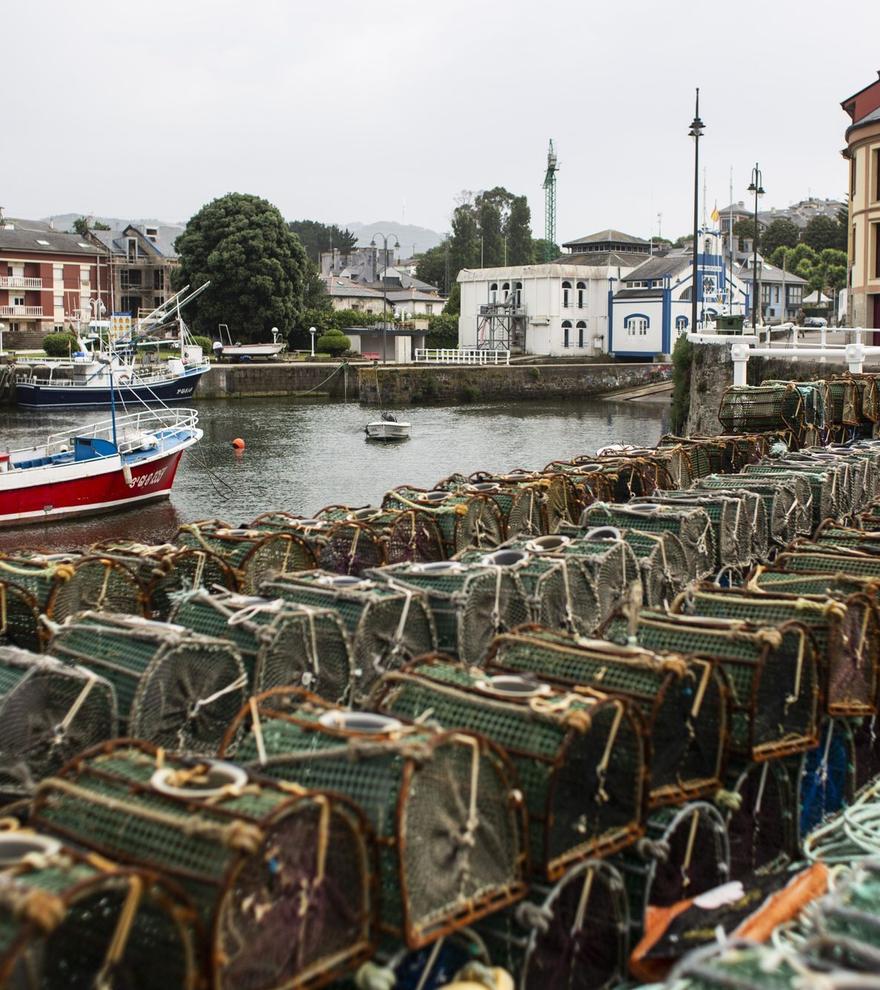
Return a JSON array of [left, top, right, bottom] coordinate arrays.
[[0, 396, 669, 552]]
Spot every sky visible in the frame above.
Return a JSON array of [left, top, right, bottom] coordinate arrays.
[[2, 0, 879, 245]]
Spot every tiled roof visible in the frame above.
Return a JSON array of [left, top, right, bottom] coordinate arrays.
[[563, 229, 650, 247], [324, 277, 383, 298], [0, 219, 101, 256]]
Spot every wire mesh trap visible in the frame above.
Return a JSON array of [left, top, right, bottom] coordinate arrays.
[[89, 539, 239, 618], [717, 383, 806, 438], [742, 460, 845, 530], [674, 585, 878, 717], [0, 646, 117, 802], [175, 520, 317, 593], [747, 565, 880, 602], [259, 571, 434, 702], [581, 503, 716, 581], [725, 758, 797, 878], [0, 827, 197, 990], [0, 554, 91, 651], [314, 505, 447, 566], [370, 656, 647, 880], [455, 545, 602, 636], [479, 859, 630, 990], [381, 487, 506, 555], [486, 627, 726, 807], [48, 612, 248, 756], [693, 475, 806, 546], [31, 740, 374, 990], [615, 802, 730, 941], [605, 610, 819, 761], [169, 587, 354, 703], [774, 545, 880, 580], [220, 689, 527, 948], [366, 560, 530, 665]]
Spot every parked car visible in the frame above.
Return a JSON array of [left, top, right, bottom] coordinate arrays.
[[803, 316, 828, 328]]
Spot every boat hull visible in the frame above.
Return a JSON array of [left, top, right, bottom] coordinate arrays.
[[365, 422, 411, 440], [0, 446, 187, 527], [14, 367, 210, 409]]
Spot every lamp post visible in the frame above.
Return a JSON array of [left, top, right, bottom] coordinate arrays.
[[369, 232, 400, 364], [309, 326, 316, 358], [688, 88, 705, 332], [0, 322, 5, 356], [747, 163, 765, 327]]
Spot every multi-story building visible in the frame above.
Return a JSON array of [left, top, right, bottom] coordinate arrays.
[[0, 214, 111, 345], [842, 71, 880, 329], [320, 246, 395, 282], [323, 276, 387, 314]]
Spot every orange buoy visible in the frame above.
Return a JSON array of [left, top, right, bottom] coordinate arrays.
[[231, 438, 246, 450]]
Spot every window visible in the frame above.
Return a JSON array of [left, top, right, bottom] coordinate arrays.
[[852, 157, 857, 199], [624, 315, 649, 336], [12, 295, 24, 307], [675, 315, 689, 331], [774, 286, 780, 303], [562, 281, 571, 307], [576, 281, 586, 308], [562, 320, 572, 348], [426, 304, 433, 315], [489, 282, 498, 304], [36, 239, 49, 246], [875, 149, 880, 202], [761, 284, 772, 304], [788, 285, 803, 305], [502, 281, 510, 301], [576, 320, 586, 348], [514, 281, 522, 307], [875, 222, 880, 279]]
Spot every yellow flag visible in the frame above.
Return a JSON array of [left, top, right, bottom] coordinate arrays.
[[710, 203, 720, 222]]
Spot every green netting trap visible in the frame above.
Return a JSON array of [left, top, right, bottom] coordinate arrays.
[[725, 758, 797, 877], [0, 554, 89, 651], [366, 560, 530, 665], [169, 587, 354, 703], [88, 539, 239, 618], [48, 612, 248, 755], [259, 570, 435, 702], [581, 503, 716, 581], [775, 545, 880, 580], [659, 435, 730, 479], [615, 802, 730, 941], [314, 505, 446, 566], [0, 645, 117, 801], [717, 382, 805, 435], [31, 740, 374, 990], [675, 585, 878, 718], [370, 656, 647, 880], [435, 474, 548, 539], [747, 564, 880, 601], [479, 859, 630, 990], [220, 688, 527, 949], [0, 828, 197, 990], [381, 487, 505, 555], [694, 475, 808, 545], [486, 627, 726, 807], [605, 610, 819, 760], [455, 545, 602, 636], [742, 460, 844, 529], [175, 519, 317, 593]]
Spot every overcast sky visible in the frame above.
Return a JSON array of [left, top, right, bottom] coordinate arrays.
[[3, 0, 879, 244]]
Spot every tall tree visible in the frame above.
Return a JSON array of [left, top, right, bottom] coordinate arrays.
[[414, 241, 450, 293], [761, 218, 800, 256], [505, 196, 533, 265], [288, 219, 358, 262], [532, 238, 560, 262], [448, 203, 480, 277], [802, 215, 847, 252], [477, 198, 504, 267], [174, 192, 312, 341]]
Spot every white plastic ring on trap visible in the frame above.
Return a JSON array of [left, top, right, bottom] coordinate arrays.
[[0, 833, 62, 867], [318, 710, 403, 734], [150, 760, 248, 799], [475, 674, 553, 700]]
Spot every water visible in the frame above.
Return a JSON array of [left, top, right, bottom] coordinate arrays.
[[0, 396, 669, 551]]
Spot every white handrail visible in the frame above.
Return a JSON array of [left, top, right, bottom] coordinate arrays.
[[20, 408, 200, 458], [414, 347, 510, 365]]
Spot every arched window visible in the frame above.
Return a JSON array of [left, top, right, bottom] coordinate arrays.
[[576, 281, 586, 308], [675, 315, 689, 331], [502, 281, 510, 301], [514, 281, 522, 307], [489, 282, 498, 304], [562, 281, 572, 308], [562, 320, 572, 348], [576, 320, 586, 348], [623, 314, 650, 337]]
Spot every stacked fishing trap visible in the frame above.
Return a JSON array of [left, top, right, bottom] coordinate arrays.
[[382, 487, 506, 554], [313, 505, 447, 567]]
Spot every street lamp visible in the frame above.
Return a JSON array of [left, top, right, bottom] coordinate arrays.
[[309, 326, 316, 358], [747, 163, 765, 327], [369, 232, 400, 364], [688, 88, 705, 332]]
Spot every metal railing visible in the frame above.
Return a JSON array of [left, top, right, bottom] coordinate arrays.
[[35, 407, 200, 458], [0, 305, 43, 317], [414, 347, 510, 365], [0, 276, 42, 289]]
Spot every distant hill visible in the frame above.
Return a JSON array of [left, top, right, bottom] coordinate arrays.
[[343, 221, 444, 257]]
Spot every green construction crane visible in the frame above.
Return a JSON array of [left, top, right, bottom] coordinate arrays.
[[543, 139, 559, 262]]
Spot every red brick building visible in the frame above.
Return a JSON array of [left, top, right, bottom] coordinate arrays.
[[0, 214, 111, 345]]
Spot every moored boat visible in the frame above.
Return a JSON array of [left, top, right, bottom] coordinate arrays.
[[365, 412, 410, 440]]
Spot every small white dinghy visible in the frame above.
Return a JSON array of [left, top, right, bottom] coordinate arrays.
[[365, 411, 411, 441]]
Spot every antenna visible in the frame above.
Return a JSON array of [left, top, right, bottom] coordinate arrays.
[[543, 140, 559, 262]]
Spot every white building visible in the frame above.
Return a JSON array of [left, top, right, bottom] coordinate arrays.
[[456, 230, 651, 355]]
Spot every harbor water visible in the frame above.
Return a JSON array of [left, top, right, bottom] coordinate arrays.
[[0, 396, 669, 552]]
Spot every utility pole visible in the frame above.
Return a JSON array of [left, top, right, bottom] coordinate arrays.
[[543, 140, 559, 262], [689, 89, 705, 332]]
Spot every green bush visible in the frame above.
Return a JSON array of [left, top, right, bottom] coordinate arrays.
[[317, 330, 351, 356], [670, 333, 693, 434], [191, 335, 214, 356], [42, 332, 78, 357]]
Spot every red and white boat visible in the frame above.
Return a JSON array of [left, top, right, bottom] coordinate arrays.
[[0, 407, 202, 526]]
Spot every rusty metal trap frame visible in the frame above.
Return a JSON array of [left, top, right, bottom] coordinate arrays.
[[724, 757, 797, 877], [314, 504, 447, 567], [812, 519, 880, 550], [717, 383, 808, 438], [175, 519, 317, 593], [614, 801, 730, 941], [658, 435, 731, 480], [742, 460, 847, 529], [48, 612, 248, 756], [477, 858, 630, 990], [31, 739, 375, 990], [258, 570, 435, 702], [364, 560, 530, 665], [381, 486, 506, 555], [631, 491, 756, 572], [219, 688, 527, 949], [168, 586, 355, 704], [691, 433, 778, 473], [88, 538, 239, 618], [0, 645, 117, 800], [581, 502, 716, 581], [434, 473, 551, 540], [773, 544, 880, 580], [693, 474, 809, 546], [369, 655, 648, 881], [604, 610, 819, 761], [454, 544, 602, 637], [485, 626, 726, 807], [746, 564, 880, 602], [834, 374, 880, 424], [673, 584, 878, 718], [0, 826, 198, 989]]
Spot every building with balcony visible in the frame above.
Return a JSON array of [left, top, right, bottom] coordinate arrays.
[[0, 214, 110, 343], [842, 71, 880, 330]]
